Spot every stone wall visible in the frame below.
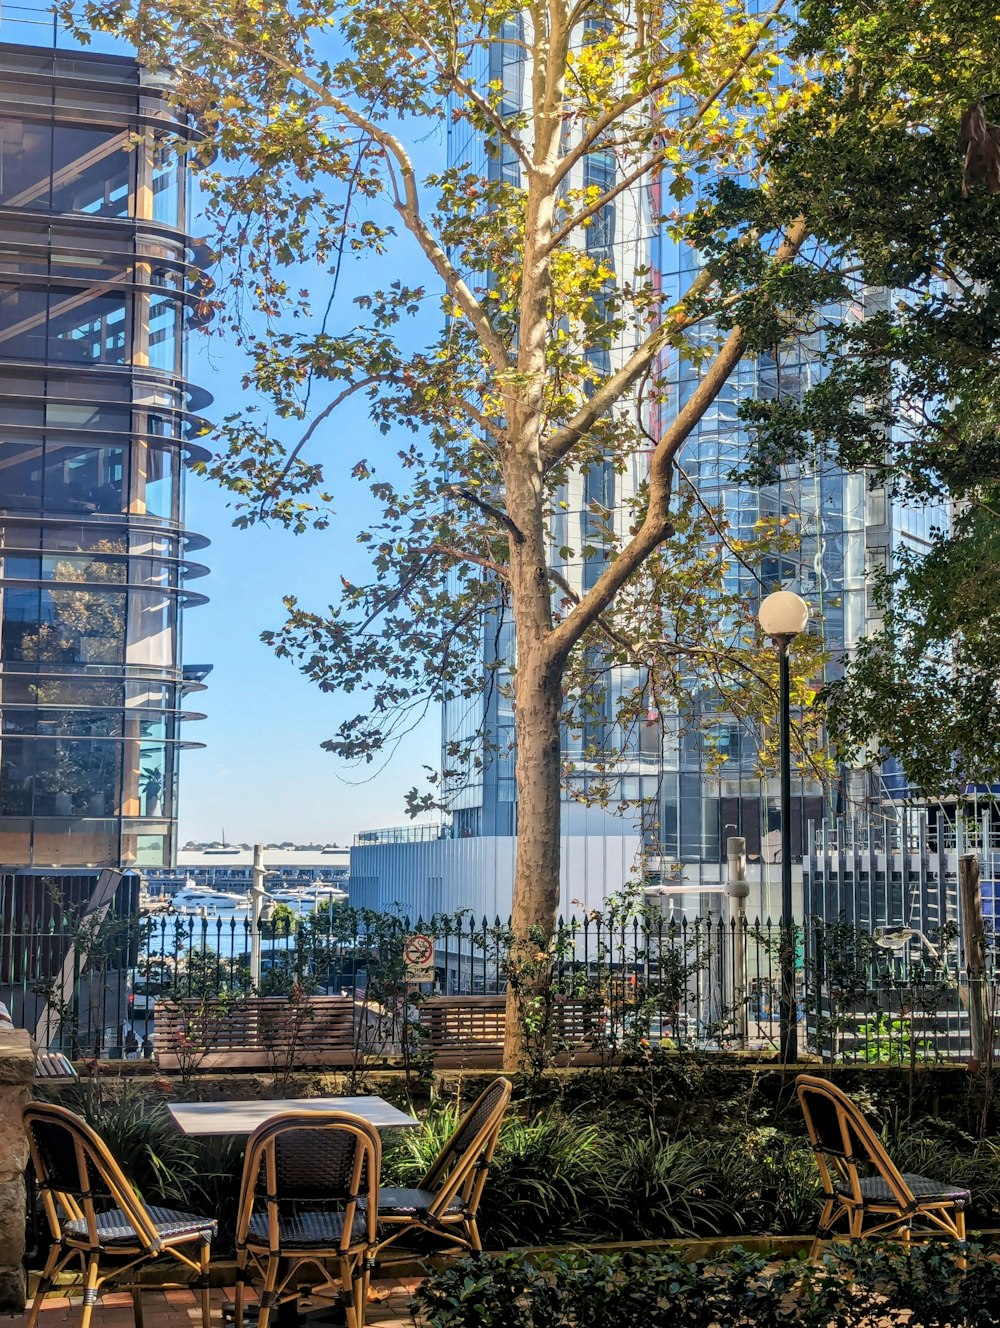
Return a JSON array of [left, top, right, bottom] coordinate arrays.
[[0, 1029, 33, 1312]]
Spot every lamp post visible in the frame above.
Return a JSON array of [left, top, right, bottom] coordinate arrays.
[[758, 589, 809, 1063], [249, 842, 276, 989]]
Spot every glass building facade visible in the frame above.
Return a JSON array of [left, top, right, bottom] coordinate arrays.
[[0, 40, 210, 874], [435, 20, 934, 881]]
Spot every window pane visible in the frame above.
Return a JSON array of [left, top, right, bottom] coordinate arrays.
[[48, 290, 128, 364], [49, 126, 131, 217], [152, 142, 182, 227], [0, 118, 52, 208], [0, 284, 48, 359], [144, 444, 175, 518], [0, 440, 43, 507], [43, 441, 125, 512], [147, 293, 179, 371]]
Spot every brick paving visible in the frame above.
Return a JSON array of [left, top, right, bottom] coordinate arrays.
[[6, 1280, 422, 1327]]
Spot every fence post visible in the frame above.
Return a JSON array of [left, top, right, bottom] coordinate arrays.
[[726, 836, 749, 1048], [960, 852, 989, 1064]]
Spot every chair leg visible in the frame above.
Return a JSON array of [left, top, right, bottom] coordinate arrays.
[[467, 1216, 482, 1254], [234, 1249, 248, 1328], [256, 1256, 281, 1328], [78, 1253, 101, 1328], [809, 1199, 835, 1259], [956, 1207, 967, 1241], [131, 1285, 145, 1328], [198, 1238, 212, 1328], [26, 1243, 65, 1328], [341, 1256, 363, 1328]]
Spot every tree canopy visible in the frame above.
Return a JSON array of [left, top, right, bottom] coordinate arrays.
[[738, 0, 1000, 796], [64, 0, 1000, 1059]]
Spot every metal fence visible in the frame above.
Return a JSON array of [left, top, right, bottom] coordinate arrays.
[[2, 901, 992, 1064]]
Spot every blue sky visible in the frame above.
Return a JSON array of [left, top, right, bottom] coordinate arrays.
[[177, 125, 450, 847]]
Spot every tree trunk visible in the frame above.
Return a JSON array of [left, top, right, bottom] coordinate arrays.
[[503, 647, 564, 1069]]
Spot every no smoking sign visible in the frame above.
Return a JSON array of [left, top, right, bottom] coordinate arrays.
[[403, 933, 435, 982]]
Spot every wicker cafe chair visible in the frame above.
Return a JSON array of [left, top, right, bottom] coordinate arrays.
[[234, 1111, 381, 1328], [796, 1074, 970, 1253], [375, 1077, 512, 1259], [22, 1101, 216, 1328]]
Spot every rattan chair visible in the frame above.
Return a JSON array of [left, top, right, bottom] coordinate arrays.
[[22, 1101, 216, 1328], [234, 1111, 381, 1328], [796, 1073, 970, 1253], [375, 1077, 512, 1259]]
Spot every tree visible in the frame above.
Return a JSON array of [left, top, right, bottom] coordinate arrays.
[[67, 0, 992, 1064], [731, 0, 1000, 798]]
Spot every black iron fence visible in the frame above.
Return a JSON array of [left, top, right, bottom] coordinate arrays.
[[2, 900, 991, 1065]]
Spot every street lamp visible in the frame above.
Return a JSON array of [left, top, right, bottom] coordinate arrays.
[[758, 589, 809, 1063], [249, 843, 277, 988]]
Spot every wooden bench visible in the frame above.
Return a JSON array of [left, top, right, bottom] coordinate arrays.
[[420, 995, 610, 1068], [34, 1049, 78, 1082], [154, 996, 366, 1070]]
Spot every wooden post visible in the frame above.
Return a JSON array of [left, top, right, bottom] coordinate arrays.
[[959, 852, 989, 1065]]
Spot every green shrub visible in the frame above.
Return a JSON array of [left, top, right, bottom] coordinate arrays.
[[413, 1243, 1000, 1328], [60, 1080, 204, 1208], [710, 1128, 822, 1236], [412, 1248, 799, 1328], [594, 1128, 727, 1240]]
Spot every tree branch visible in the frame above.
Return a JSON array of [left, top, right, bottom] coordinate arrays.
[[397, 14, 533, 174], [447, 485, 525, 543], [195, 23, 513, 376], [280, 374, 396, 481], [543, 214, 810, 664], [410, 545, 509, 577]]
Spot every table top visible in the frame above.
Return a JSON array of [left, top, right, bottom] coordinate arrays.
[[168, 1095, 421, 1137]]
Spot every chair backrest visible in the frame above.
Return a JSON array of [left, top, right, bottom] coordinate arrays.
[[236, 1111, 381, 1256], [422, 1078, 512, 1220], [795, 1073, 914, 1209], [23, 1101, 159, 1250]]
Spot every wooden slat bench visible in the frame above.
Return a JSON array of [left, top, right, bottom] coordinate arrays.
[[154, 996, 366, 1070], [34, 1049, 78, 1082], [420, 995, 610, 1068]]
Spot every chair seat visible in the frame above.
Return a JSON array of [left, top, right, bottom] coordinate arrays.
[[837, 1175, 971, 1206], [374, 1187, 465, 1218], [64, 1206, 217, 1246], [246, 1209, 368, 1249]]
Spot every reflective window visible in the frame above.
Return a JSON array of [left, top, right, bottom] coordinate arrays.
[[144, 444, 176, 518], [0, 284, 48, 359], [147, 293, 179, 372], [126, 589, 174, 667], [49, 290, 128, 363], [0, 118, 52, 209], [0, 737, 34, 814], [0, 440, 43, 508], [47, 402, 130, 431], [44, 442, 125, 512], [21, 738, 121, 817], [1, 582, 127, 664], [49, 126, 131, 217], [138, 742, 167, 816], [152, 142, 183, 228]]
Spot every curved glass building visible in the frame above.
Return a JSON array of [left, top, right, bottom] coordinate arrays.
[[0, 40, 210, 874]]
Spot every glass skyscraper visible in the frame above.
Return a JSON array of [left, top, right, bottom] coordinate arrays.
[[0, 34, 210, 884], [350, 16, 942, 920]]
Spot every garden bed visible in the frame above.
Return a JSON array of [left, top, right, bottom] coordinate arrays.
[[31, 1059, 1000, 1258]]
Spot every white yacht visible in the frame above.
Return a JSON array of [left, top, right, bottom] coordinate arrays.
[[170, 884, 248, 914]]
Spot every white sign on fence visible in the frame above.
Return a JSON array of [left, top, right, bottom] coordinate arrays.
[[403, 933, 435, 983]]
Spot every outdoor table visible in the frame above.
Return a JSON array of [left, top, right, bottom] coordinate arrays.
[[169, 1096, 420, 1327], [168, 1094, 420, 1136]]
